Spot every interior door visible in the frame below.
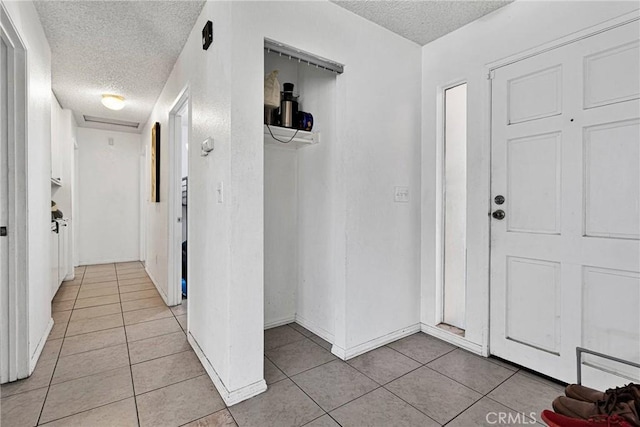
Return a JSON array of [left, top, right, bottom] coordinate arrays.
[[0, 32, 10, 381], [490, 20, 640, 387]]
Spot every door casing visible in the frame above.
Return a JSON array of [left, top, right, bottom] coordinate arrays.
[[167, 86, 190, 308], [0, 3, 29, 383]]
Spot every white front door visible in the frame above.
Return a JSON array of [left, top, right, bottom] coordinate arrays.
[[490, 20, 640, 387]]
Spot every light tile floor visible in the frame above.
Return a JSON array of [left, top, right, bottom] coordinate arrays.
[[1, 263, 565, 426]]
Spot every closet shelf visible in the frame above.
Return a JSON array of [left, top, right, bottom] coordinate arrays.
[[264, 125, 319, 148]]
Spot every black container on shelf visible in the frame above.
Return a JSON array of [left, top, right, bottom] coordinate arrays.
[[280, 83, 298, 128]]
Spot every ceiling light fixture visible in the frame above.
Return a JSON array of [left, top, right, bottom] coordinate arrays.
[[101, 94, 125, 110]]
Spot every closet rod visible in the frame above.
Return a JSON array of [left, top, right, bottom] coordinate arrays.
[[264, 38, 344, 74]]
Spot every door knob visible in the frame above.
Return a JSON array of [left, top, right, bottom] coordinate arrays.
[[492, 210, 505, 220]]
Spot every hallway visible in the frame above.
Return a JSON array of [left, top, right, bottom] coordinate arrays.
[[1, 264, 565, 426], [1, 262, 227, 426]]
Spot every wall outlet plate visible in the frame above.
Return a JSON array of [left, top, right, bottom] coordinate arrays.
[[394, 186, 409, 203]]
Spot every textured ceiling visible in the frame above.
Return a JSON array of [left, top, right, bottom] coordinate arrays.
[[331, 0, 513, 46], [34, 0, 511, 133], [34, 0, 205, 133]]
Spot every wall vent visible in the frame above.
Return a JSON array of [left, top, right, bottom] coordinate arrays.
[[83, 115, 140, 129]]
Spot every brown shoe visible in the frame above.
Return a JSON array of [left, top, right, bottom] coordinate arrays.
[[553, 396, 640, 427], [566, 384, 606, 402], [567, 383, 640, 404]]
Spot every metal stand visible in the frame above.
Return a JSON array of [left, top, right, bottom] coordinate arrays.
[[576, 347, 640, 385]]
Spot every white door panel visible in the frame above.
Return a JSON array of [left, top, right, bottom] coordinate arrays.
[[508, 65, 563, 124], [491, 20, 640, 385], [584, 119, 639, 239], [506, 132, 562, 234], [584, 40, 640, 109]]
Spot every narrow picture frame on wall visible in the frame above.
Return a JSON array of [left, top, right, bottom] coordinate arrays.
[[151, 122, 161, 202]]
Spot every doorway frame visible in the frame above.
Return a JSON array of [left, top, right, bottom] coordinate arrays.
[[484, 10, 640, 358], [0, 3, 29, 383], [438, 79, 469, 331], [167, 85, 190, 307]]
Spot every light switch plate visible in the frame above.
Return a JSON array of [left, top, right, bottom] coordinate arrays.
[[394, 186, 409, 203], [217, 182, 223, 204]]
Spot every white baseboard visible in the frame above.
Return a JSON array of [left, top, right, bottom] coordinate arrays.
[[63, 272, 75, 281], [264, 315, 296, 330], [333, 323, 421, 361], [79, 257, 140, 266], [294, 314, 334, 343], [421, 323, 484, 355], [30, 318, 54, 373], [188, 332, 267, 406]]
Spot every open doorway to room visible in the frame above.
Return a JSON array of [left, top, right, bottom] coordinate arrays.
[[168, 88, 190, 311], [439, 82, 467, 337]]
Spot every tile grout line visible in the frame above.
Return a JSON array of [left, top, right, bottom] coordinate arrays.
[[290, 327, 475, 425], [65, 298, 168, 333], [266, 325, 418, 423], [333, 363, 442, 426], [391, 364, 489, 422], [177, 408, 235, 427], [385, 351, 522, 426], [263, 328, 334, 422], [438, 367, 520, 427], [35, 265, 86, 425], [265, 325, 402, 426], [134, 373, 207, 399], [269, 325, 532, 427], [115, 263, 142, 427], [36, 396, 134, 426], [282, 323, 507, 425], [130, 348, 195, 369], [164, 294, 236, 427], [271, 327, 442, 426]]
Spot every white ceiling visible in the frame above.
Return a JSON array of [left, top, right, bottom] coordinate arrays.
[[33, 1, 511, 134], [331, 0, 513, 46], [34, 0, 205, 133]]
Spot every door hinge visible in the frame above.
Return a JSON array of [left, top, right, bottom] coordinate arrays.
[[0, 226, 7, 237], [488, 70, 495, 80]]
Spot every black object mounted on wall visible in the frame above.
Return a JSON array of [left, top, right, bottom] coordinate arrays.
[[202, 20, 213, 50]]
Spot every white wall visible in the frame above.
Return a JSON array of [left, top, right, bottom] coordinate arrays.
[[3, 0, 53, 365], [295, 64, 338, 341], [142, 1, 234, 400], [232, 0, 422, 361], [51, 95, 77, 278], [264, 146, 297, 327], [76, 127, 141, 264], [421, 1, 640, 351], [144, 0, 421, 404]]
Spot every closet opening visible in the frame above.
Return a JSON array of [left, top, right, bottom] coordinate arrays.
[[263, 40, 341, 347]]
